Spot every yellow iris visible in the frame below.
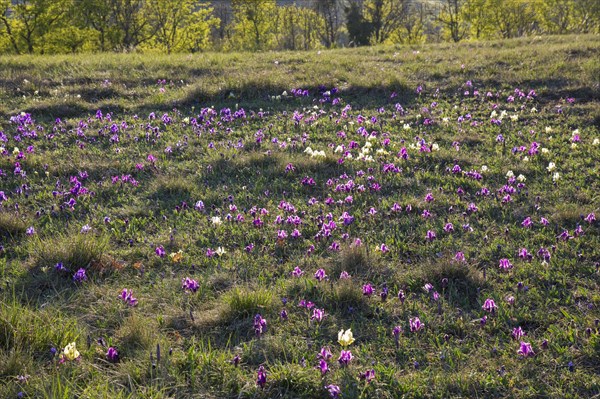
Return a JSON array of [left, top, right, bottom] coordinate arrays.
[[169, 250, 183, 263], [63, 342, 80, 361], [338, 329, 355, 347]]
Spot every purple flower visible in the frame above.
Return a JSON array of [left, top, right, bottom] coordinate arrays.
[[409, 317, 423, 333], [155, 246, 166, 257], [512, 326, 526, 340], [499, 258, 513, 270], [106, 347, 119, 362], [119, 288, 138, 306], [339, 271, 351, 279], [338, 349, 353, 366], [482, 298, 497, 313], [55, 262, 67, 272], [518, 248, 531, 261], [311, 308, 325, 323], [317, 358, 329, 375], [455, 251, 466, 262], [426, 230, 436, 241], [26, 226, 35, 236], [314, 268, 327, 281], [256, 365, 267, 388], [292, 266, 304, 277], [398, 290, 406, 304], [326, 384, 341, 398], [380, 286, 389, 301], [362, 284, 374, 297], [73, 268, 87, 283], [517, 341, 535, 357], [232, 354, 241, 367], [319, 346, 333, 360], [254, 314, 267, 337], [392, 325, 402, 340], [585, 213, 596, 223], [521, 217, 533, 228], [280, 309, 288, 320], [359, 368, 375, 383], [181, 277, 199, 293]]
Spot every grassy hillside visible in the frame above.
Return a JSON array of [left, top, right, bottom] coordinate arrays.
[[0, 34, 599, 398]]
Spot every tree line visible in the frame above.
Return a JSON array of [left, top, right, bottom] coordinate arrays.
[[1, 0, 598, 54]]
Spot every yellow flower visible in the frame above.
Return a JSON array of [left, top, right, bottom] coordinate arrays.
[[63, 342, 80, 361], [169, 250, 183, 263], [338, 328, 355, 347]]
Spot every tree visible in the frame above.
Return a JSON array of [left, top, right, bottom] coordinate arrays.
[[571, 0, 600, 33], [363, 0, 407, 44], [345, 2, 371, 46], [75, 0, 115, 51], [463, 0, 494, 39], [230, 0, 276, 51], [146, 0, 218, 53], [109, 0, 152, 50], [486, 0, 539, 39], [5, 0, 69, 54], [0, 0, 21, 53], [314, 0, 342, 48], [437, 0, 467, 42]]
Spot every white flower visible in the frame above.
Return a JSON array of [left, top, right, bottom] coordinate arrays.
[[442, 117, 449, 123], [481, 165, 488, 172], [431, 143, 440, 151], [547, 162, 556, 172], [510, 114, 519, 121], [215, 247, 226, 256], [541, 148, 549, 154], [12, 147, 20, 155], [571, 143, 578, 149], [334, 145, 344, 153], [552, 172, 560, 182], [545, 127, 553, 133], [530, 107, 537, 113], [403, 123, 411, 130], [523, 156, 529, 162], [517, 174, 526, 182], [490, 110, 497, 118], [506, 170, 514, 178], [572, 129, 580, 136], [364, 141, 373, 148], [593, 138, 599, 146], [304, 147, 314, 155], [211, 216, 222, 225]]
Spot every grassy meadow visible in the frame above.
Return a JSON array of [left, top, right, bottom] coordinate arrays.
[[0, 34, 599, 398]]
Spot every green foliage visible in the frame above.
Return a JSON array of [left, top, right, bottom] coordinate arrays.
[[1, 0, 600, 54], [0, 35, 598, 398]]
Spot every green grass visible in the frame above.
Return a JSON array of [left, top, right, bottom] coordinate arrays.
[[0, 34, 599, 398]]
